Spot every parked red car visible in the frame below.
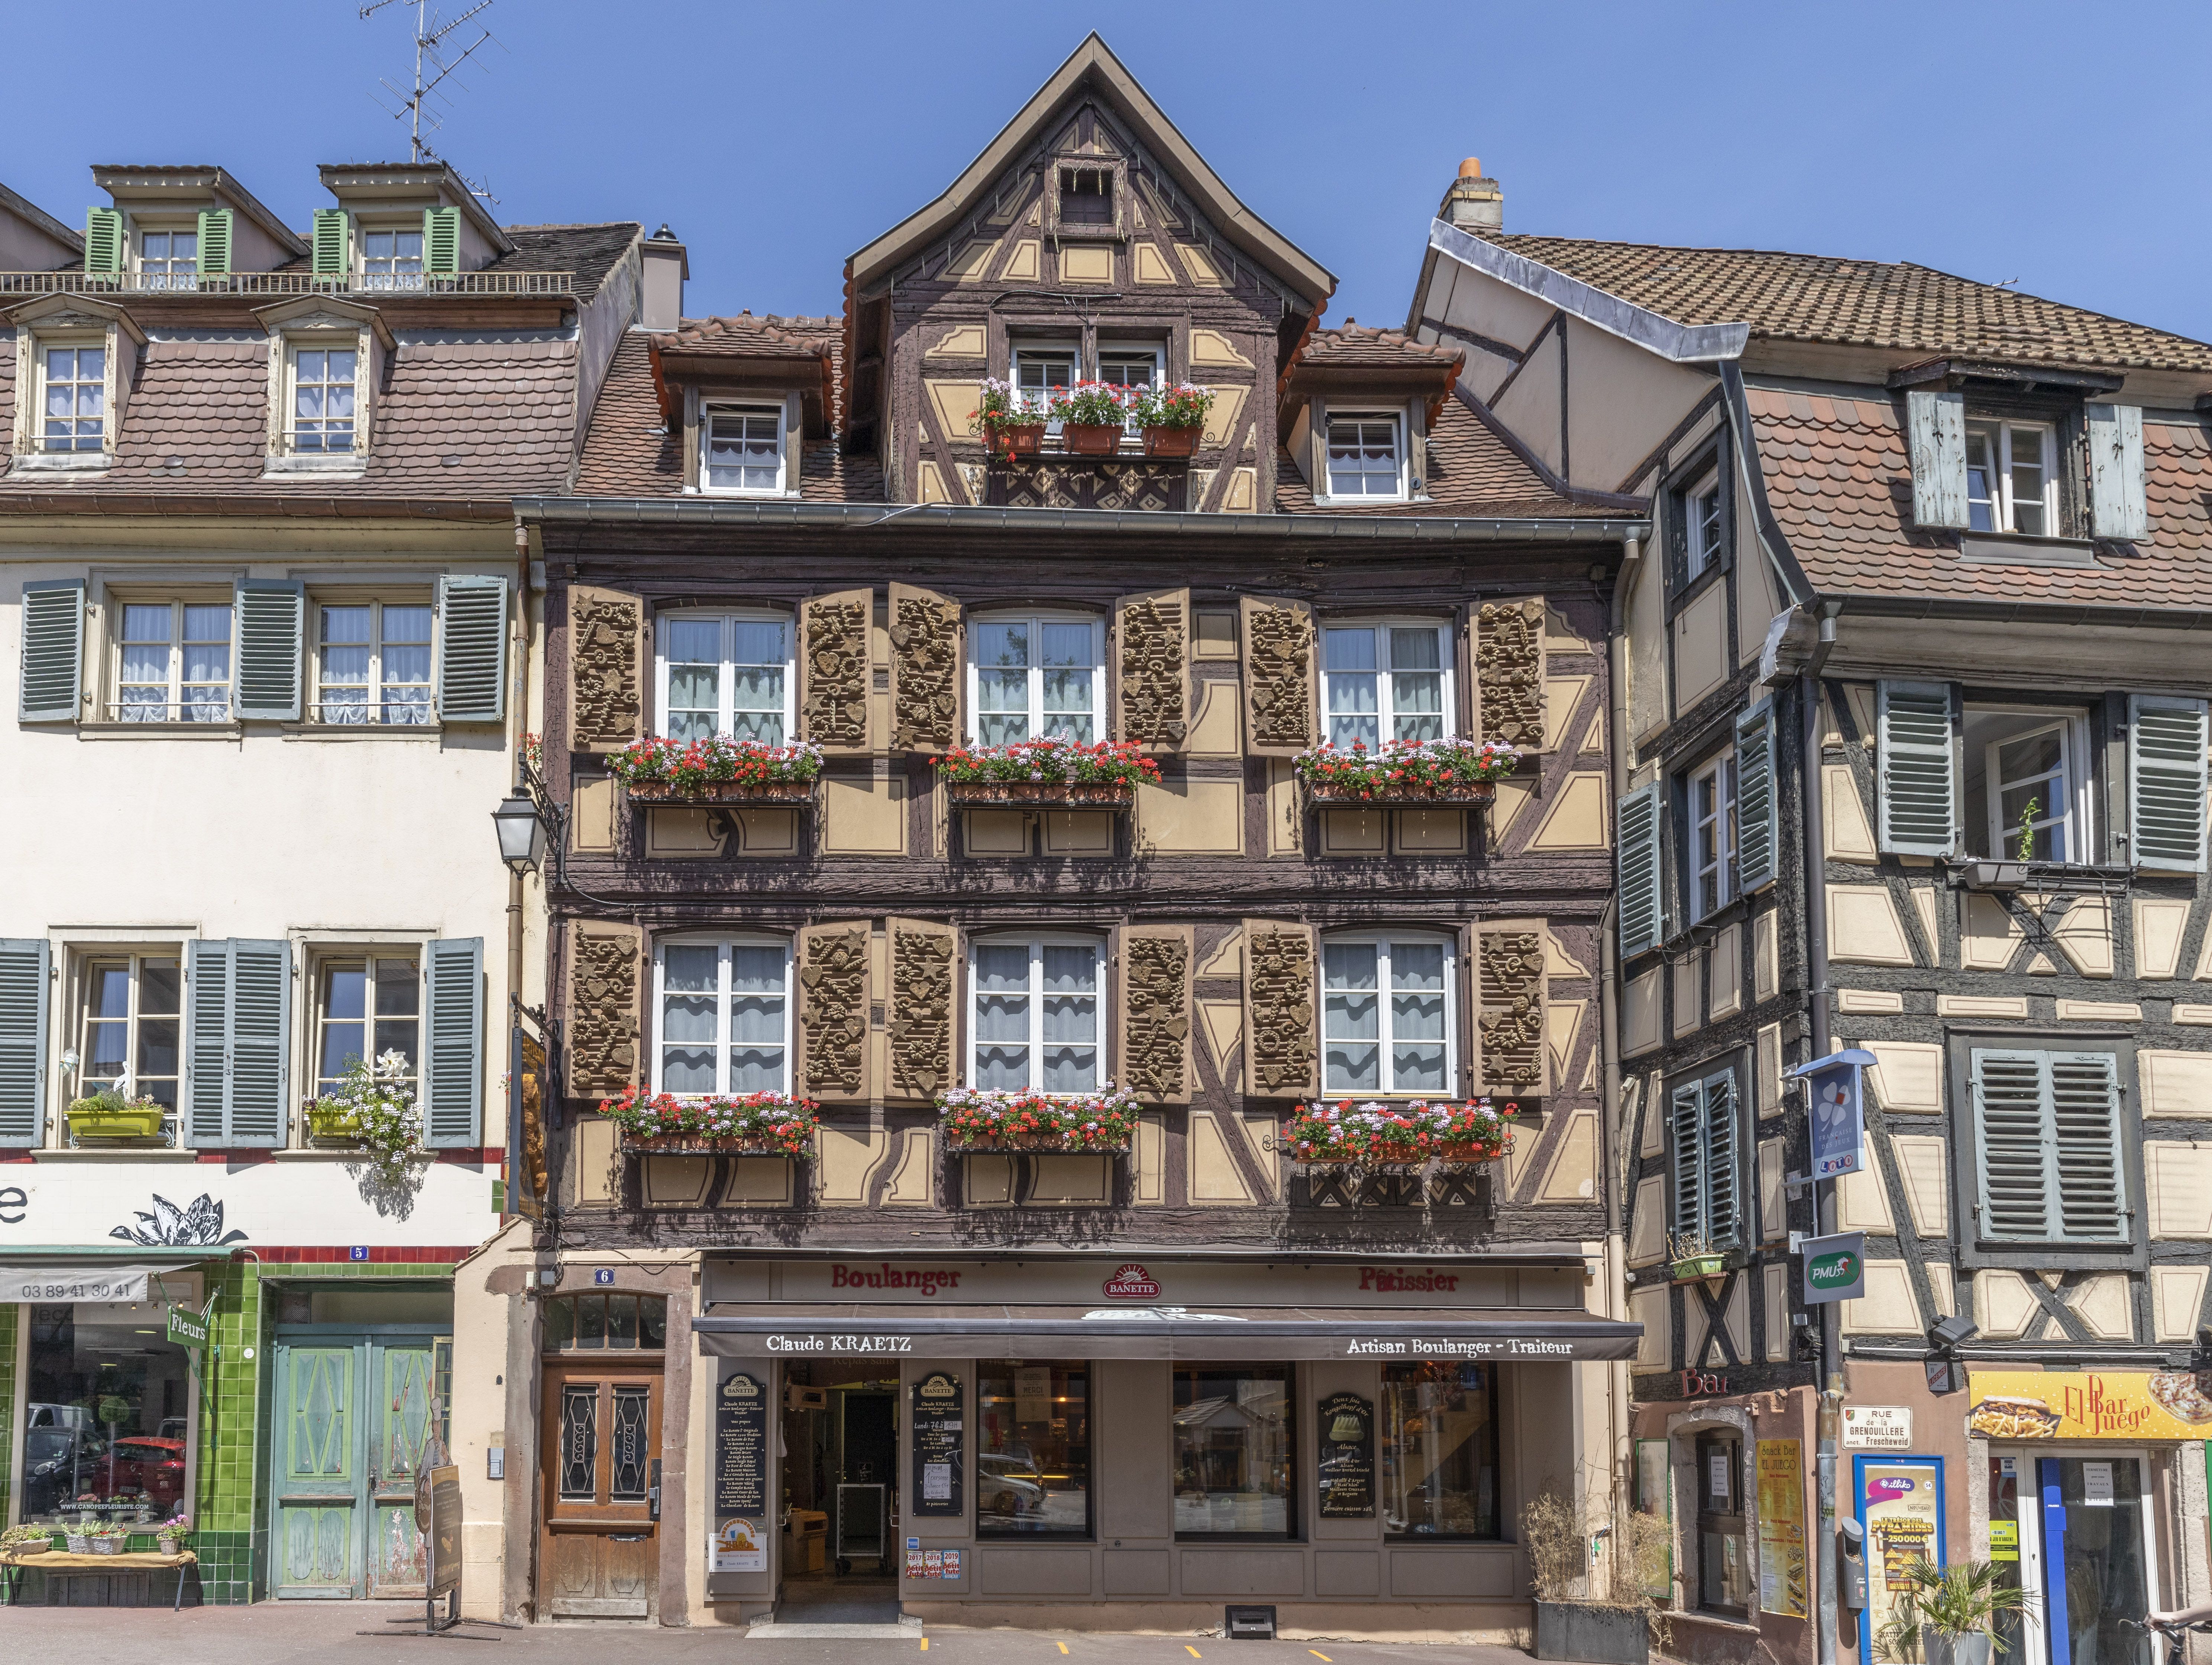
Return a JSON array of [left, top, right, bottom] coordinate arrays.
[[98, 1437, 187, 1510]]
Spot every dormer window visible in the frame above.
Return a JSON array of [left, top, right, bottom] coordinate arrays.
[[701, 404, 786, 494], [255, 297, 386, 474], [1058, 166, 1113, 227], [39, 344, 106, 452], [290, 346, 359, 452], [361, 227, 425, 291], [137, 229, 198, 291], [1686, 473, 1723, 579], [1325, 412, 1404, 499], [1965, 419, 2054, 536]]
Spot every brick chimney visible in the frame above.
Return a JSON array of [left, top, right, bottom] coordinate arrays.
[[639, 223, 688, 332], [1438, 158, 1502, 233]]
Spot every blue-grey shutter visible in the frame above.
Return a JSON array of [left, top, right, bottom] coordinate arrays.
[[1734, 698, 1778, 894], [225, 940, 290, 1147], [423, 937, 484, 1148], [2085, 404, 2148, 541], [0, 939, 51, 1148], [2049, 1053, 2126, 1242], [436, 575, 509, 723], [1972, 1048, 2126, 1244], [2129, 694, 2208, 873], [1668, 1080, 1705, 1241], [1907, 390, 1968, 529], [20, 581, 86, 723], [1878, 680, 1957, 856], [1703, 1072, 1741, 1249], [1617, 781, 1665, 959], [233, 580, 304, 721], [184, 940, 232, 1147]]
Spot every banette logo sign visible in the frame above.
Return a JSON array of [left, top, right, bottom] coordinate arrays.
[[1102, 1262, 1161, 1299]]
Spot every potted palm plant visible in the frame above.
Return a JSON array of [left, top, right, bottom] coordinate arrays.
[[1876, 1557, 2035, 1665]]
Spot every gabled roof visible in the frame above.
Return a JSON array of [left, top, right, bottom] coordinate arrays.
[[0, 181, 81, 256], [846, 33, 1333, 309], [500, 223, 641, 302], [1293, 321, 1462, 372], [91, 164, 309, 258]]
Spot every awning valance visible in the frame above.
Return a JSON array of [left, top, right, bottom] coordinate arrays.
[[693, 1303, 1642, 1362], [0, 1264, 187, 1303]]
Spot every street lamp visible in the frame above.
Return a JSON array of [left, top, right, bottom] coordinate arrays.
[[492, 786, 547, 876]]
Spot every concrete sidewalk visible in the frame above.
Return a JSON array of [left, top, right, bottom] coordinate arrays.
[[0, 1602, 1548, 1665]]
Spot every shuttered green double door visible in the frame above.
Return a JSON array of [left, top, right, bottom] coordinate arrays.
[[273, 1331, 449, 1599]]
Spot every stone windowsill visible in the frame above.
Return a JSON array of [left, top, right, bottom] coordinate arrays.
[[32, 1147, 197, 1161], [8, 452, 112, 476], [280, 721, 444, 741], [78, 721, 243, 741], [262, 453, 366, 479]]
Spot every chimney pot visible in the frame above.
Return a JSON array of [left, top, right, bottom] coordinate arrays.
[[1440, 158, 1503, 234], [1459, 157, 1483, 179]]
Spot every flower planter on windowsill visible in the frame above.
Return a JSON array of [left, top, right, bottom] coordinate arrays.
[[622, 778, 817, 807], [1059, 423, 1123, 456], [954, 1135, 1131, 1156], [619, 1134, 810, 1159], [987, 423, 1047, 458], [307, 1105, 366, 1142], [65, 1105, 165, 1142], [944, 780, 1135, 810], [1669, 1254, 1726, 1283], [1141, 426, 1200, 458], [1304, 779, 1496, 809]]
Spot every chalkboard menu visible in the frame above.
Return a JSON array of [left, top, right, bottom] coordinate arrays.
[[715, 1370, 769, 1518], [910, 1371, 964, 1518], [1316, 1391, 1375, 1519]]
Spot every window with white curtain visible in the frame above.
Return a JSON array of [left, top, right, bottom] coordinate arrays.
[[1325, 413, 1404, 499], [970, 935, 1104, 1094], [40, 343, 106, 452], [1322, 622, 1450, 747], [290, 344, 359, 453], [116, 599, 232, 723], [316, 599, 433, 725], [1321, 931, 1455, 1095], [701, 405, 786, 494], [657, 613, 792, 744], [654, 937, 791, 1096], [968, 615, 1103, 746]]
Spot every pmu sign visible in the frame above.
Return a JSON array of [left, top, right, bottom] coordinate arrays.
[[1800, 1231, 1866, 1306], [1791, 1048, 1876, 1179]]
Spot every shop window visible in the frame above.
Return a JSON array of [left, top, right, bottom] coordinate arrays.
[[542, 1293, 669, 1351], [23, 1290, 196, 1526], [1694, 1431, 1750, 1617], [976, 1360, 1090, 1539], [1173, 1365, 1294, 1539], [1379, 1361, 1500, 1538]]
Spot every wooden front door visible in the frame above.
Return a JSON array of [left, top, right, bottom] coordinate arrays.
[[539, 1360, 662, 1620]]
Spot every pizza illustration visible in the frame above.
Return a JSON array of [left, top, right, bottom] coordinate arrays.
[[2148, 1371, 2212, 1426], [1966, 1394, 2061, 1439]]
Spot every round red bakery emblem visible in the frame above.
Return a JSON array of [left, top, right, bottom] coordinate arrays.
[[1102, 1262, 1161, 1299]]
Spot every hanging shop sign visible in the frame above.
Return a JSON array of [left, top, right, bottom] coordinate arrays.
[[1790, 1049, 1876, 1180], [910, 1371, 965, 1519], [166, 1291, 216, 1351], [712, 1369, 769, 1572], [1316, 1392, 1375, 1519], [1966, 1368, 2212, 1441], [1799, 1231, 1866, 1306], [1755, 1439, 1807, 1619]]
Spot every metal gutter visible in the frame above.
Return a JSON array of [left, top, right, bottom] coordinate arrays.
[[1826, 593, 2212, 632]]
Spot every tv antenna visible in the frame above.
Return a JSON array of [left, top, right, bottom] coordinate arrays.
[[360, 0, 504, 170]]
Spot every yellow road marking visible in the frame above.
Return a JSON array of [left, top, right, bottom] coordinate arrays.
[[919, 1640, 928, 1651], [1187, 1649, 1203, 1659], [1058, 1646, 1070, 1655], [1310, 1653, 1333, 1662]]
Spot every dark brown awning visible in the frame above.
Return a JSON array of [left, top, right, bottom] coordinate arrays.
[[693, 1303, 1641, 1362]]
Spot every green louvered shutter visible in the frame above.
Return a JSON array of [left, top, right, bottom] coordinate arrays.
[[0, 940, 51, 1148], [225, 940, 290, 1147], [233, 581, 304, 721], [424, 207, 460, 276], [1703, 1072, 1741, 1248], [1734, 698, 1778, 894], [1617, 781, 1665, 959], [423, 938, 484, 1148], [436, 575, 508, 722], [2129, 694, 2208, 873], [312, 209, 349, 279], [20, 580, 86, 723], [195, 208, 233, 277], [1878, 680, 1957, 856], [83, 208, 123, 275], [1668, 1079, 1706, 1239], [184, 940, 232, 1147]]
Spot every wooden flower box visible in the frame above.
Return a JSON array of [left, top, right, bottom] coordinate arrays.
[[1141, 426, 1200, 457], [620, 1134, 809, 1158], [953, 1136, 1131, 1156], [622, 778, 816, 806], [307, 1105, 365, 1141], [1303, 779, 1496, 809], [1432, 1141, 1506, 1164], [66, 1104, 164, 1141], [988, 423, 1047, 457], [1059, 423, 1123, 455], [943, 780, 1136, 809]]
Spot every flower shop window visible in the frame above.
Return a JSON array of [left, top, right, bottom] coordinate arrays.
[[656, 611, 793, 744], [1380, 1360, 1501, 1539], [970, 935, 1104, 1094], [968, 614, 1104, 746], [74, 953, 182, 1144], [314, 598, 433, 725], [1320, 931, 1456, 1096], [23, 1280, 197, 1528], [1173, 1364, 1295, 1539], [1322, 622, 1451, 747], [542, 1293, 669, 1352], [654, 935, 791, 1096], [977, 1361, 1092, 1538], [313, 954, 421, 1096]]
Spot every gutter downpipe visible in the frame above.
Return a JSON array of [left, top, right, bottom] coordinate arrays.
[[1601, 533, 1640, 1591], [1802, 604, 1840, 1665]]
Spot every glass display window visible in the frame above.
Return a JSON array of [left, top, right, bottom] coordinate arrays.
[[1379, 1360, 1501, 1538], [1173, 1364, 1294, 1539], [23, 1283, 197, 1527], [975, 1360, 1090, 1538]]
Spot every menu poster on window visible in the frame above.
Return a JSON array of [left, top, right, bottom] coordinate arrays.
[[1316, 1391, 1375, 1519], [911, 1371, 964, 1519], [1755, 1440, 1807, 1619], [713, 1368, 769, 1569]]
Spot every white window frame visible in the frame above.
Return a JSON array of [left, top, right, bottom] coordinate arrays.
[[311, 595, 436, 727], [1965, 418, 2058, 537], [308, 950, 423, 1099], [135, 224, 200, 291], [284, 336, 363, 456], [1689, 749, 1739, 921], [698, 401, 788, 497], [1097, 342, 1164, 435], [1972, 708, 2090, 863], [35, 334, 109, 455], [651, 934, 793, 1098], [1319, 929, 1459, 1098], [1685, 472, 1723, 581], [965, 612, 1105, 747], [654, 610, 795, 744], [966, 932, 1107, 1096], [357, 222, 426, 292], [74, 950, 185, 1143], [1010, 342, 1080, 426], [1320, 618, 1454, 749], [1322, 408, 1407, 502], [111, 595, 234, 724]]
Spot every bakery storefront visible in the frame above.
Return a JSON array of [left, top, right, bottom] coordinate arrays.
[[689, 1255, 1638, 1636]]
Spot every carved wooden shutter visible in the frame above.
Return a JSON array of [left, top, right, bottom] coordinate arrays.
[[1238, 596, 1317, 758], [887, 583, 963, 752], [795, 922, 871, 1104], [1474, 597, 1546, 750], [2086, 404, 2148, 541], [1113, 587, 1191, 751], [1113, 925, 1193, 1105], [1241, 919, 1317, 1097], [567, 922, 645, 1099], [1907, 390, 1969, 529], [1468, 918, 1548, 1097], [799, 588, 873, 754], [422, 937, 484, 1148], [0, 939, 51, 1148], [567, 585, 650, 754], [884, 917, 956, 1102]]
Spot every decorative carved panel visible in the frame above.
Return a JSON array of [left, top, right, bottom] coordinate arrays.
[[1120, 928, 1191, 1102], [1477, 924, 1548, 1095], [801, 590, 871, 750], [1476, 598, 1545, 749], [569, 588, 644, 753], [798, 925, 869, 1101], [887, 919, 955, 1100], [889, 584, 961, 751], [984, 460, 1187, 511], [1116, 589, 1189, 748], [1240, 597, 1316, 757], [568, 926, 641, 1097], [1242, 921, 1316, 1097]]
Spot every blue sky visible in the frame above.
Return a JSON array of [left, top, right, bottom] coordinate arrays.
[[10, 1, 2210, 346]]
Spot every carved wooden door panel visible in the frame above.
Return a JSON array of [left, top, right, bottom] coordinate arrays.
[[366, 1341, 439, 1597], [273, 1343, 364, 1598], [539, 1361, 661, 1620]]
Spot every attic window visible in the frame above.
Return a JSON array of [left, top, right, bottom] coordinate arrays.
[[1058, 167, 1114, 228]]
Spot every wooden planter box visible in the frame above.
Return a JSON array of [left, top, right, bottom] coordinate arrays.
[[307, 1106, 365, 1141], [1059, 423, 1123, 455], [954, 1137, 1131, 1156], [66, 1106, 164, 1141], [942, 780, 1137, 809], [1141, 426, 1200, 457], [620, 1133, 810, 1158], [1303, 779, 1497, 808], [988, 423, 1047, 457], [623, 778, 816, 806]]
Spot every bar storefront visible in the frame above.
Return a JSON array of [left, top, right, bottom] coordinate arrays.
[[687, 1254, 1639, 1636]]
